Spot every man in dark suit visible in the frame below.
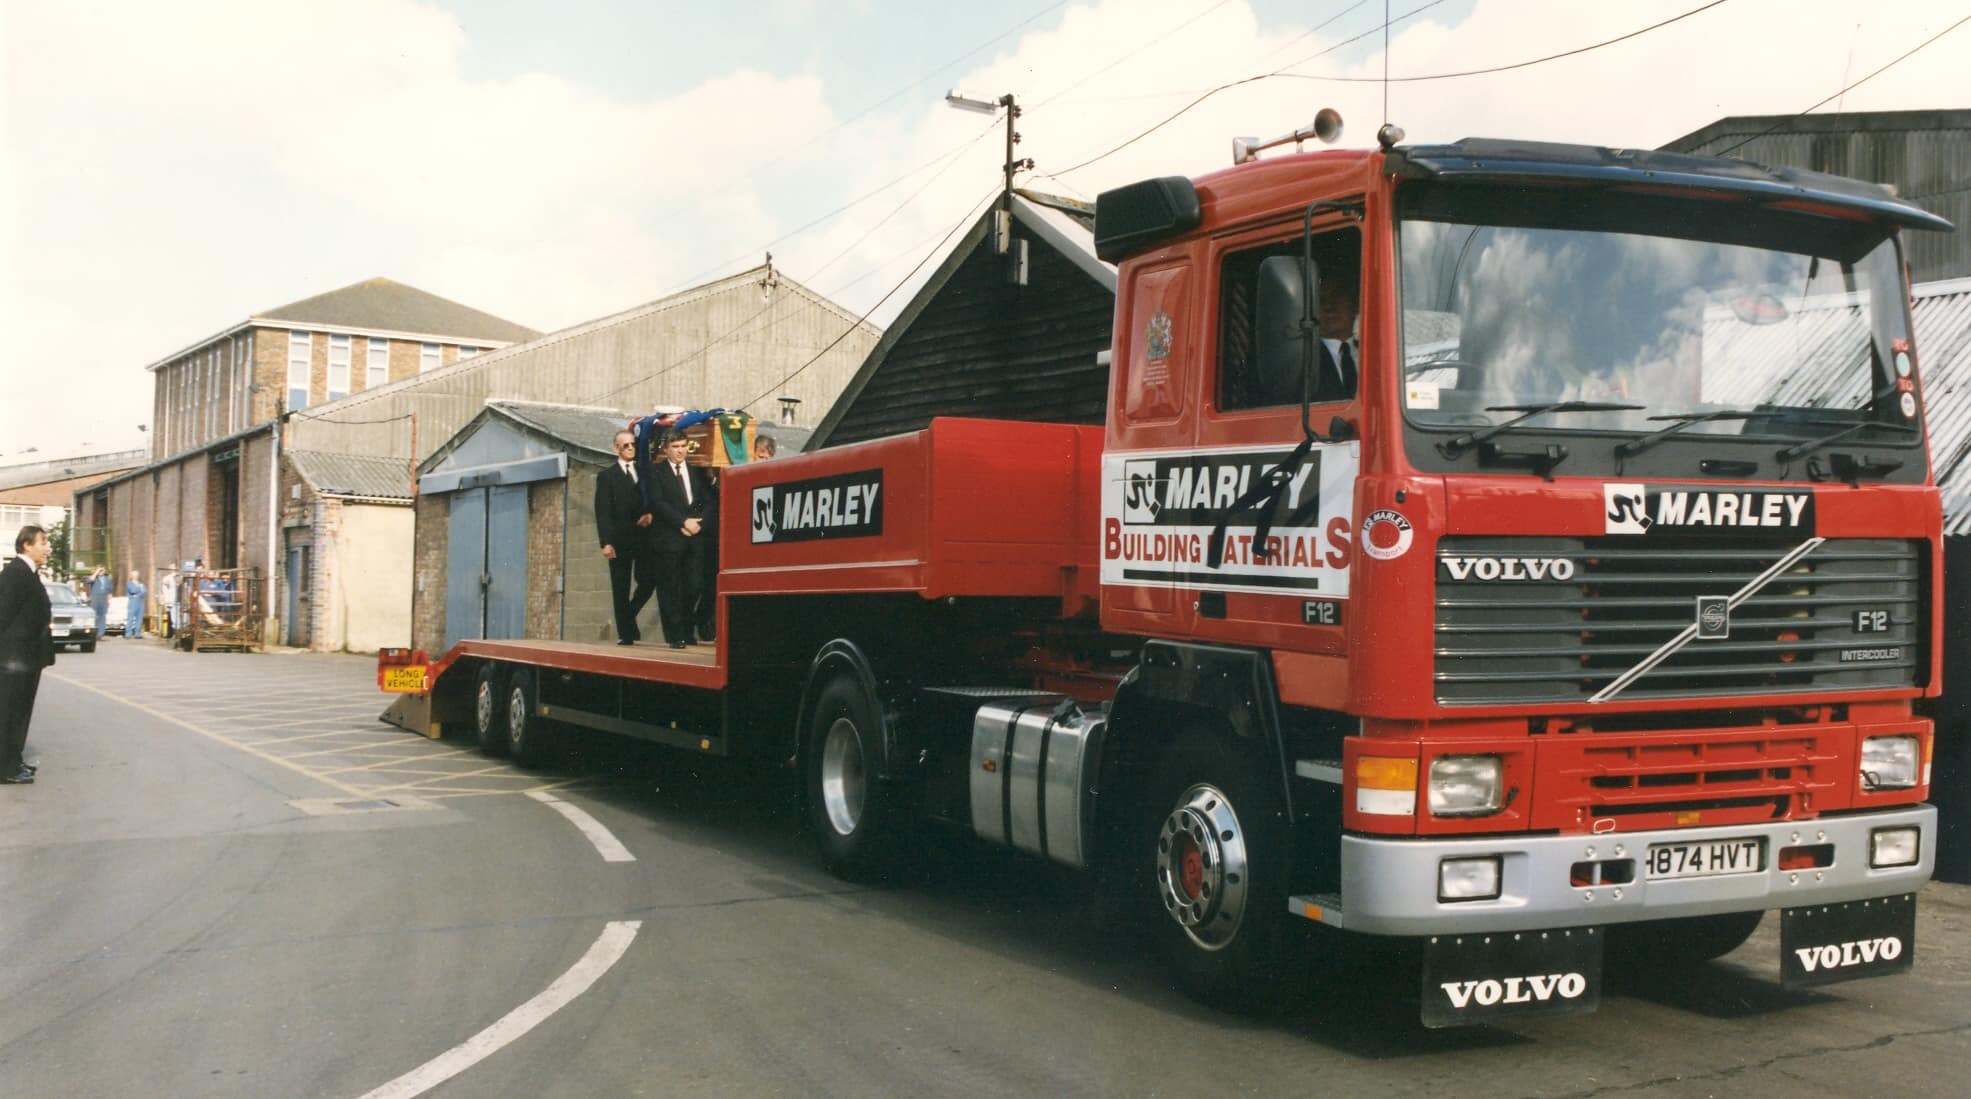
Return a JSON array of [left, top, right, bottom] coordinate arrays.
[[595, 430, 657, 645], [1, 524, 56, 784], [648, 432, 715, 649], [1310, 275, 1359, 403]]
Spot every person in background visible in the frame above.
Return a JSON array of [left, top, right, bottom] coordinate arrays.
[[88, 566, 112, 641], [1, 525, 56, 784], [751, 434, 777, 461], [125, 570, 148, 639]]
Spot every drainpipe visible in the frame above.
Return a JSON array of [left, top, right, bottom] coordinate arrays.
[[267, 414, 282, 646]]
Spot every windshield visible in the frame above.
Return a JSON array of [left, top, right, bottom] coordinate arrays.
[[45, 583, 78, 605], [1396, 185, 1921, 480]]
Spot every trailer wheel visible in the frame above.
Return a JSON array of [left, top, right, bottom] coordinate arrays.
[[1606, 911, 1762, 968], [474, 664, 509, 758], [1144, 731, 1295, 1013], [505, 671, 548, 768], [805, 672, 903, 879]]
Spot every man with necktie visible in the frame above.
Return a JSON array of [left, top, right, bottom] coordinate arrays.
[[649, 432, 715, 649], [1, 525, 56, 784], [1312, 275, 1358, 403], [595, 430, 657, 645]]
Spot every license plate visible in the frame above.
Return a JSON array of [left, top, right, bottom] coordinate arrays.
[[381, 666, 428, 693], [1644, 837, 1763, 880]]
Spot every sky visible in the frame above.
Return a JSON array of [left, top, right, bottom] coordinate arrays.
[[2, 0, 1966, 462]]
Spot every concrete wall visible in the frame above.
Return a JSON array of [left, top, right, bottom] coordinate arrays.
[[328, 503, 413, 653]]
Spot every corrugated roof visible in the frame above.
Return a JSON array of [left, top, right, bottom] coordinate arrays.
[[286, 449, 415, 500], [256, 277, 541, 344], [487, 400, 647, 460]]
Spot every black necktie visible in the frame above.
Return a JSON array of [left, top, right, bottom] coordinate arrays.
[[675, 464, 690, 505], [1338, 342, 1357, 394]]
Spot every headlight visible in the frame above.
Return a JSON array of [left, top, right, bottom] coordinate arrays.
[[1860, 735, 1919, 791], [1870, 827, 1920, 868], [1439, 856, 1502, 901], [1428, 755, 1503, 817]]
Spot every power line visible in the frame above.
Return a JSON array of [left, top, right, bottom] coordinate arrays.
[[1715, 13, 1971, 156], [660, 116, 1006, 295], [1027, 0, 1240, 113], [742, 185, 1003, 411], [1035, 0, 1450, 181], [1275, 0, 1732, 83]]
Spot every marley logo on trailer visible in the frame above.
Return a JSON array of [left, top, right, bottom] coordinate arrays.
[[750, 469, 884, 544], [1102, 443, 1359, 596], [1604, 483, 1814, 535]]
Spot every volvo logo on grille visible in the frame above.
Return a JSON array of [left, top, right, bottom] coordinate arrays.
[[1440, 556, 1577, 582], [1695, 595, 1730, 639]]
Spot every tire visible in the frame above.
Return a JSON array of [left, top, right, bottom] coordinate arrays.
[[505, 671, 547, 768], [474, 664, 509, 758], [804, 671, 905, 880], [1144, 731, 1297, 1013], [1606, 911, 1763, 968], [81, 642, 96, 654]]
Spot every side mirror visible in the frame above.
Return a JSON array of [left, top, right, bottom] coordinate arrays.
[[1253, 255, 1316, 405]]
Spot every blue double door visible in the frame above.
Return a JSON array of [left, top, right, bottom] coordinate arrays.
[[443, 484, 529, 652]]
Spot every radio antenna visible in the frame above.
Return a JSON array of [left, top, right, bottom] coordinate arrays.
[[1382, 0, 1390, 127]]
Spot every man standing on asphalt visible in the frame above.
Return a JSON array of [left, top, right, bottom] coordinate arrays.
[[88, 565, 111, 641], [1, 525, 56, 784], [126, 570, 148, 639], [595, 429, 657, 645]]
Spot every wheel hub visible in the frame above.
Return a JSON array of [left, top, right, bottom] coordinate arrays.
[[819, 717, 866, 836], [1155, 784, 1250, 950], [507, 684, 527, 748], [476, 681, 494, 733]]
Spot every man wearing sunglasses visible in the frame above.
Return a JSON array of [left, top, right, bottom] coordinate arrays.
[[595, 430, 657, 645]]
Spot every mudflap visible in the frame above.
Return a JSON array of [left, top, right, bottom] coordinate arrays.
[[1780, 893, 1916, 989], [1420, 927, 1602, 1029]]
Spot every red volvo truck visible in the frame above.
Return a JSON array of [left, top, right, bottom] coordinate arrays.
[[384, 130, 1952, 1026]]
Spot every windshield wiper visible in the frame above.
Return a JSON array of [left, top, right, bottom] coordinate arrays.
[[1437, 401, 1644, 459], [1613, 409, 1763, 462], [1775, 419, 1920, 465]]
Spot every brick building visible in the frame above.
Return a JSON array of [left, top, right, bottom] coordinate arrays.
[[0, 449, 145, 567], [76, 278, 537, 644]]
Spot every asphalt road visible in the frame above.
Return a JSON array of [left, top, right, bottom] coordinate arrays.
[[3, 640, 1969, 1098]]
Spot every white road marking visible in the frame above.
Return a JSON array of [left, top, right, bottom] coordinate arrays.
[[355, 920, 642, 1099], [527, 791, 637, 863]]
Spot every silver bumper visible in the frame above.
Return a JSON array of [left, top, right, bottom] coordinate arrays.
[[1293, 805, 1935, 935]]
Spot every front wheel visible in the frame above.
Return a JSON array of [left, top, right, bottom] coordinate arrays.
[[1145, 733, 1297, 1013], [804, 671, 905, 880]]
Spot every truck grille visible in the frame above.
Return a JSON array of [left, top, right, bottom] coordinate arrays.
[[1433, 537, 1923, 706]]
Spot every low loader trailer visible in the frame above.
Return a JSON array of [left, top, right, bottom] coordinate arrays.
[[385, 124, 1952, 1026]]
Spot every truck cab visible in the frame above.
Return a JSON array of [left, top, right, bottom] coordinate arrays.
[[1093, 136, 1949, 1024]]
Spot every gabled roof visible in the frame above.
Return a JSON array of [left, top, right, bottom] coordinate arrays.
[[287, 449, 415, 501], [256, 277, 540, 344], [489, 400, 651, 461], [809, 191, 1115, 449]]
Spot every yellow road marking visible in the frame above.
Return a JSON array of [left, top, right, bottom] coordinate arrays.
[[48, 671, 371, 798]]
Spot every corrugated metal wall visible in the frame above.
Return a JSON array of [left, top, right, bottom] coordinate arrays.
[[1663, 112, 1970, 283], [283, 269, 879, 463]]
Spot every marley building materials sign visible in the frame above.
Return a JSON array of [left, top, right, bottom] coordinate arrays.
[[1101, 442, 1359, 596], [751, 469, 884, 544]]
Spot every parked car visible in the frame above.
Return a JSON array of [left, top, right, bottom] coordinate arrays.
[[44, 581, 97, 653], [105, 595, 128, 636]]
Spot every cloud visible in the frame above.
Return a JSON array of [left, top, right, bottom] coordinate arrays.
[[4, 0, 1966, 455]]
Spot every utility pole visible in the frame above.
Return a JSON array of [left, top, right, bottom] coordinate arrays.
[[946, 90, 1035, 285]]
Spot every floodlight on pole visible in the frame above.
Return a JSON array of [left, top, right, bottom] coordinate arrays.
[[944, 91, 1003, 115]]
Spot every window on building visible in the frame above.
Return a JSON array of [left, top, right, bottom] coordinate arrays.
[[367, 338, 389, 389], [420, 342, 440, 373], [458, 346, 480, 360], [288, 331, 311, 411], [328, 335, 350, 400]]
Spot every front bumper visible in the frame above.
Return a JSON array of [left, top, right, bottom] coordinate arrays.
[[1293, 804, 1934, 935]]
